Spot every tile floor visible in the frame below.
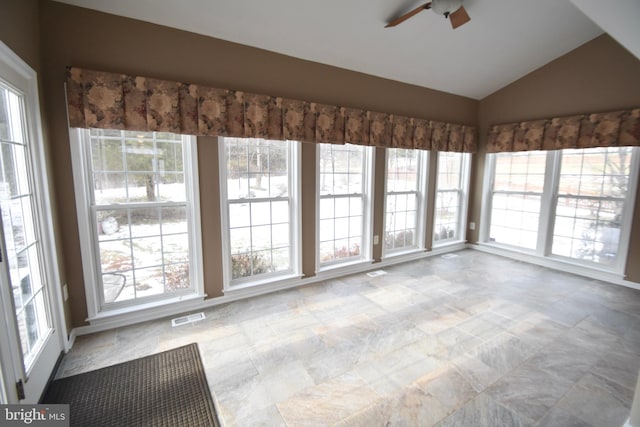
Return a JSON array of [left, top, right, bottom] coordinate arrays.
[[57, 250, 640, 426]]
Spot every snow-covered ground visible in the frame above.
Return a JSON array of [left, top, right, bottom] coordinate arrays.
[[93, 179, 191, 302], [94, 182, 186, 205]]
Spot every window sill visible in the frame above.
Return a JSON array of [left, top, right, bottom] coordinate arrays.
[[381, 248, 426, 262], [433, 239, 467, 249], [225, 273, 304, 293], [85, 292, 207, 330], [221, 273, 304, 301], [316, 258, 374, 275]]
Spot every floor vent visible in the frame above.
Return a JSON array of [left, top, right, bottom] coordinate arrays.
[[366, 270, 388, 277], [171, 312, 206, 327], [441, 253, 459, 259]]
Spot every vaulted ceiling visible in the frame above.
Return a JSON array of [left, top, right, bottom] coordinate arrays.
[[52, 0, 640, 100]]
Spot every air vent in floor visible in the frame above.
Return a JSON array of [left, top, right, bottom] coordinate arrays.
[[171, 312, 206, 327], [366, 270, 388, 277], [441, 253, 459, 259]]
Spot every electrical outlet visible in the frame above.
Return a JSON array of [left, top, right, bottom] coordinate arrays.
[[373, 235, 379, 245], [469, 222, 476, 231], [63, 284, 69, 301]]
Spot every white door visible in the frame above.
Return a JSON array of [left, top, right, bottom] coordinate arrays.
[[0, 42, 65, 404]]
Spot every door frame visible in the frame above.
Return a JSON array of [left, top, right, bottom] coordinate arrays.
[[0, 41, 68, 403]]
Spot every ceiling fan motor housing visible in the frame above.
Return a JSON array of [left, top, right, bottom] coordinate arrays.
[[431, 0, 463, 17]]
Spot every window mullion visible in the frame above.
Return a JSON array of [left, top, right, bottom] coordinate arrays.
[[537, 150, 561, 256], [615, 148, 640, 272], [557, 194, 626, 203], [479, 153, 496, 243]]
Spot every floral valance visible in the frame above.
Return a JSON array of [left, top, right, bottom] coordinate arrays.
[[66, 67, 477, 153], [487, 109, 640, 153]]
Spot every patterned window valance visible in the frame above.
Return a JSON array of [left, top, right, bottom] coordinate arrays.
[[487, 109, 640, 153], [66, 67, 477, 153]]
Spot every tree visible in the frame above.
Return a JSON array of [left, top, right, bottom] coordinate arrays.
[[575, 147, 630, 264], [92, 133, 185, 202], [225, 138, 287, 195]]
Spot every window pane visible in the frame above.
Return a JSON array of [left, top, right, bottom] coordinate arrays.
[[434, 190, 460, 242], [319, 219, 334, 242], [162, 233, 189, 264], [252, 225, 272, 250], [272, 201, 289, 223], [158, 173, 185, 202], [230, 227, 251, 253], [165, 263, 190, 292], [87, 130, 194, 305], [319, 144, 368, 265], [90, 130, 186, 204], [225, 138, 288, 200], [229, 203, 251, 228], [384, 148, 423, 253], [223, 138, 294, 282], [551, 147, 632, 266], [434, 152, 468, 244], [490, 193, 541, 249], [129, 207, 161, 238], [494, 151, 546, 193], [93, 172, 126, 205], [319, 144, 364, 196], [489, 152, 546, 249]]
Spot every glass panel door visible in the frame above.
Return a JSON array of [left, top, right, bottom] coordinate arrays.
[[0, 83, 52, 373], [0, 45, 62, 402]]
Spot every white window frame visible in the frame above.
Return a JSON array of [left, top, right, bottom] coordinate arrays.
[[316, 143, 374, 272], [218, 137, 301, 291], [480, 151, 549, 251], [433, 151, 471, 247], [480, 147, 640, 274], [382, 148, 429, 257], [70, 130, 204, 320]]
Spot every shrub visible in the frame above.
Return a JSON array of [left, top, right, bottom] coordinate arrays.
[[320, 243, 360, 262], [385, 230, 414, 249], [165, 263, 190, 291], [231, 252, 272, 279]]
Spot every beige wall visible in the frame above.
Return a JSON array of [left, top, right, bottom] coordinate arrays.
[[0, 0, 40, 70], [0, 0, 73, 332], [471, 34, 640, 282], [38, 0, 477, 327]]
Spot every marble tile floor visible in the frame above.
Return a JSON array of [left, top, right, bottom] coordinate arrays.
[[56, 250, 640, 426]]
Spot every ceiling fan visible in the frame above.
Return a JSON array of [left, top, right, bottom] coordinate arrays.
[[385, 0, 471, 29]]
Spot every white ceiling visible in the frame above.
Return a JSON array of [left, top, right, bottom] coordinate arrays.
[[52, 0, 609, 100]]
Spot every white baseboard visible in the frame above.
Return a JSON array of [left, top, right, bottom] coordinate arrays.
[[66, 328, 77, 351], [469, 243, 640, 291], [71, 241, 639, 341]]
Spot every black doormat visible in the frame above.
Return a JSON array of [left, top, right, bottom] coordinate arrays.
[[42, 343, 220, 427]]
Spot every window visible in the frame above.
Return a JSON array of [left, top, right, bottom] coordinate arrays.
[[317, 143, 373, 268], [434, 152, 470, 244], [552, 147, 634, 266], [384, 148, 428, 254], [219, 138, 299, 287], [486, 151, 547, 249], [482, 147, 639, 272], [71, 129, 202, 315]]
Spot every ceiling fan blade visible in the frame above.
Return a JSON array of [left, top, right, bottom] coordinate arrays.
[[385, 2, 431, 28], [449, 5, 471, 29]]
